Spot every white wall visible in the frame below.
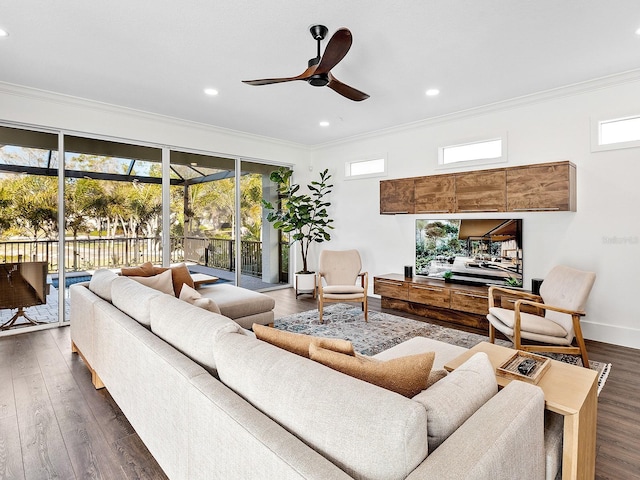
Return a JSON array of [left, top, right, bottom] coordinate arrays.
[[310, 79, 640, 349]]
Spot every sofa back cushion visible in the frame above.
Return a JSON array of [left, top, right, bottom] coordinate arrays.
[[88, 268, 119, 302], [111, 276, 163, 327], [412, 352, 498, 452], [214, 331, 429, 480], [149, 295, 242, 373]]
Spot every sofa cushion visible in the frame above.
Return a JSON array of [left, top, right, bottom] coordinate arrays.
[[129, 269, 175, 296], [214, 331, 429, 480], [197, 283, 275, 319], [373, 336, 467, 371], [121, 261, 194, 297], [111, 276, 164, 327], [253, 324, 354, 358], [150, 295, 243, 373], [88, 268, 118, 301], [412, 352, 498, 452], [179, 284, 221, 314], [309, 343, 435, 398]]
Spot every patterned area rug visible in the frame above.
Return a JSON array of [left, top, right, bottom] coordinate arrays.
[[275, 303, 611, 394]]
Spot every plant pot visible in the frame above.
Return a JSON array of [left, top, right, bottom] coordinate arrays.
[[295, 272, 317, 298]]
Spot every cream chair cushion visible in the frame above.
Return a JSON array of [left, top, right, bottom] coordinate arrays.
[[319, 249, 362, 286]]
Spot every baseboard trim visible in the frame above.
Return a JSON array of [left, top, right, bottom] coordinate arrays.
[[582, 320, 640, 350]]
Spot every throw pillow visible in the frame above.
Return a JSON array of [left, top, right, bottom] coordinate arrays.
[[120, 261, 156, 277], [121, 262, 194, 297], [253, 324, 355, 359], [152, 263, 194, 297], [309, 342, 435, 398], [179, 284, 221, 314], [355, 353, 447, 389], [412, 352, 498, 452], [129, 269, 175, 296]]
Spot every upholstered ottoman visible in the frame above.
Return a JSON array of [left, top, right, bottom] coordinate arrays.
[[197, 283, 275, 329]]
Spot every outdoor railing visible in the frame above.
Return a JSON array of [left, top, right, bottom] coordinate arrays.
[[0, 236, 272, 278]]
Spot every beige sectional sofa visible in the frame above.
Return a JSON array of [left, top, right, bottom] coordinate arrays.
[[70, 269, 550, 480]]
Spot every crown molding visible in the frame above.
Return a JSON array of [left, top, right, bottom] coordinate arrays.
[[311, 68, 640, 150], [0, 81, 307, 151]]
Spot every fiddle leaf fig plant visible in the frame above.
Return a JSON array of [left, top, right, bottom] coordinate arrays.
[[262, 167, 334, 274]]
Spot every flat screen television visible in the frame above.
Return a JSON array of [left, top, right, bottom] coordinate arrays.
[[415, 219, 523, 287]]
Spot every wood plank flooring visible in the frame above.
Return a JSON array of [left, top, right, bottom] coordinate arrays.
[[0, 287, 638, 480]]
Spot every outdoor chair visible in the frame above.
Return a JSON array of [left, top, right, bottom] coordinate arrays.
[[317, 249, 368, 323], [487, 265, 596, 367]]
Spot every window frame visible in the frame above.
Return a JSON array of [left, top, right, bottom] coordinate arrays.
[[591, 113, 640, 152], [437, 134, 508, 170], [343, 154, 387, 180]]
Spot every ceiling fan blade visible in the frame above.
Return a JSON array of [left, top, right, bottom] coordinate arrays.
[[327, 74, 369, 101], [315, 28, 353, 74], [243, 65, 317, 86]]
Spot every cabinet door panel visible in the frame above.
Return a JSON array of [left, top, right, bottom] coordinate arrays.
[[507, 163, 576, 211], [455, 170, 506, 212], [450, 290, 489, 314], [374, 279, 408, 300], [380, 178, 415, 214], [408, 284, 451, 308], [414, 175, 455, 214]]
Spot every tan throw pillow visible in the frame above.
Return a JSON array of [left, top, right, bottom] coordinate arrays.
[[121, 261, 155, 277], [253, 324, 355, 359], [356, 353, 447, 390], [129, 269, 175, 296], [179, 284, 221, 314], [153, 263, 194, 297], [121, 262, 194, 297], [309, 342, 435, 398]]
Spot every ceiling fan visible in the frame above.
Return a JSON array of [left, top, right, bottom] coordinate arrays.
[[242, 25, 369, 102]]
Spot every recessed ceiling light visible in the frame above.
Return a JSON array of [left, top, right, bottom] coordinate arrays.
[[425, 88, 440, 97], [0, 29, 8, 37], [204, 88, 219, 96], [635, 27, 640, 36], [319, 121, 330, 127]]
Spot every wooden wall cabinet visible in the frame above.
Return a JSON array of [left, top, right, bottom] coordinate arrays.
[[380, 178, 415, 214], [379, 161, 576, 214], [414, 174, 456, 214], [506, 161, 576, 212], [455, 169, 506, 213]]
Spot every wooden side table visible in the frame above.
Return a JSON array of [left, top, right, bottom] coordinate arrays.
[[191, 273, 219, 289], [444, 342, 598, 480]]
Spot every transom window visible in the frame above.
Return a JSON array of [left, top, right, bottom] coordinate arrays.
[[344, 156, 386, 179], [439, 138, 504, 166]]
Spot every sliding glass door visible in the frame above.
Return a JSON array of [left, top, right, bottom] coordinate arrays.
[[0, 125, 61, 331]]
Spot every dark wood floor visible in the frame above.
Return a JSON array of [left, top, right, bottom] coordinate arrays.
[[0, 288, 638, 480]]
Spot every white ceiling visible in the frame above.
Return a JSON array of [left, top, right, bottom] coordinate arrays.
[[2, 0, 640, 146]]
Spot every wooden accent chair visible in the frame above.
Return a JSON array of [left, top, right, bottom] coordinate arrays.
[[317, 250, 368, 323], [487, 265, 596, 368]]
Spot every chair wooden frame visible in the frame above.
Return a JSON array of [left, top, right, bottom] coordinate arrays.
[[317, 271, 368, 323], [488, 285, 590, 368]]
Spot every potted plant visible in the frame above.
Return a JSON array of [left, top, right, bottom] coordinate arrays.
[[262, 167, 334, 293]]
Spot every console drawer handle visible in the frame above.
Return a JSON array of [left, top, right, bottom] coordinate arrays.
[[454, 292, 488, 299], [412, 286, 443, 292]]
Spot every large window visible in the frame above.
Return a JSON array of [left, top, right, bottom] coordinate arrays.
[[0, 123, 289, 336]]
